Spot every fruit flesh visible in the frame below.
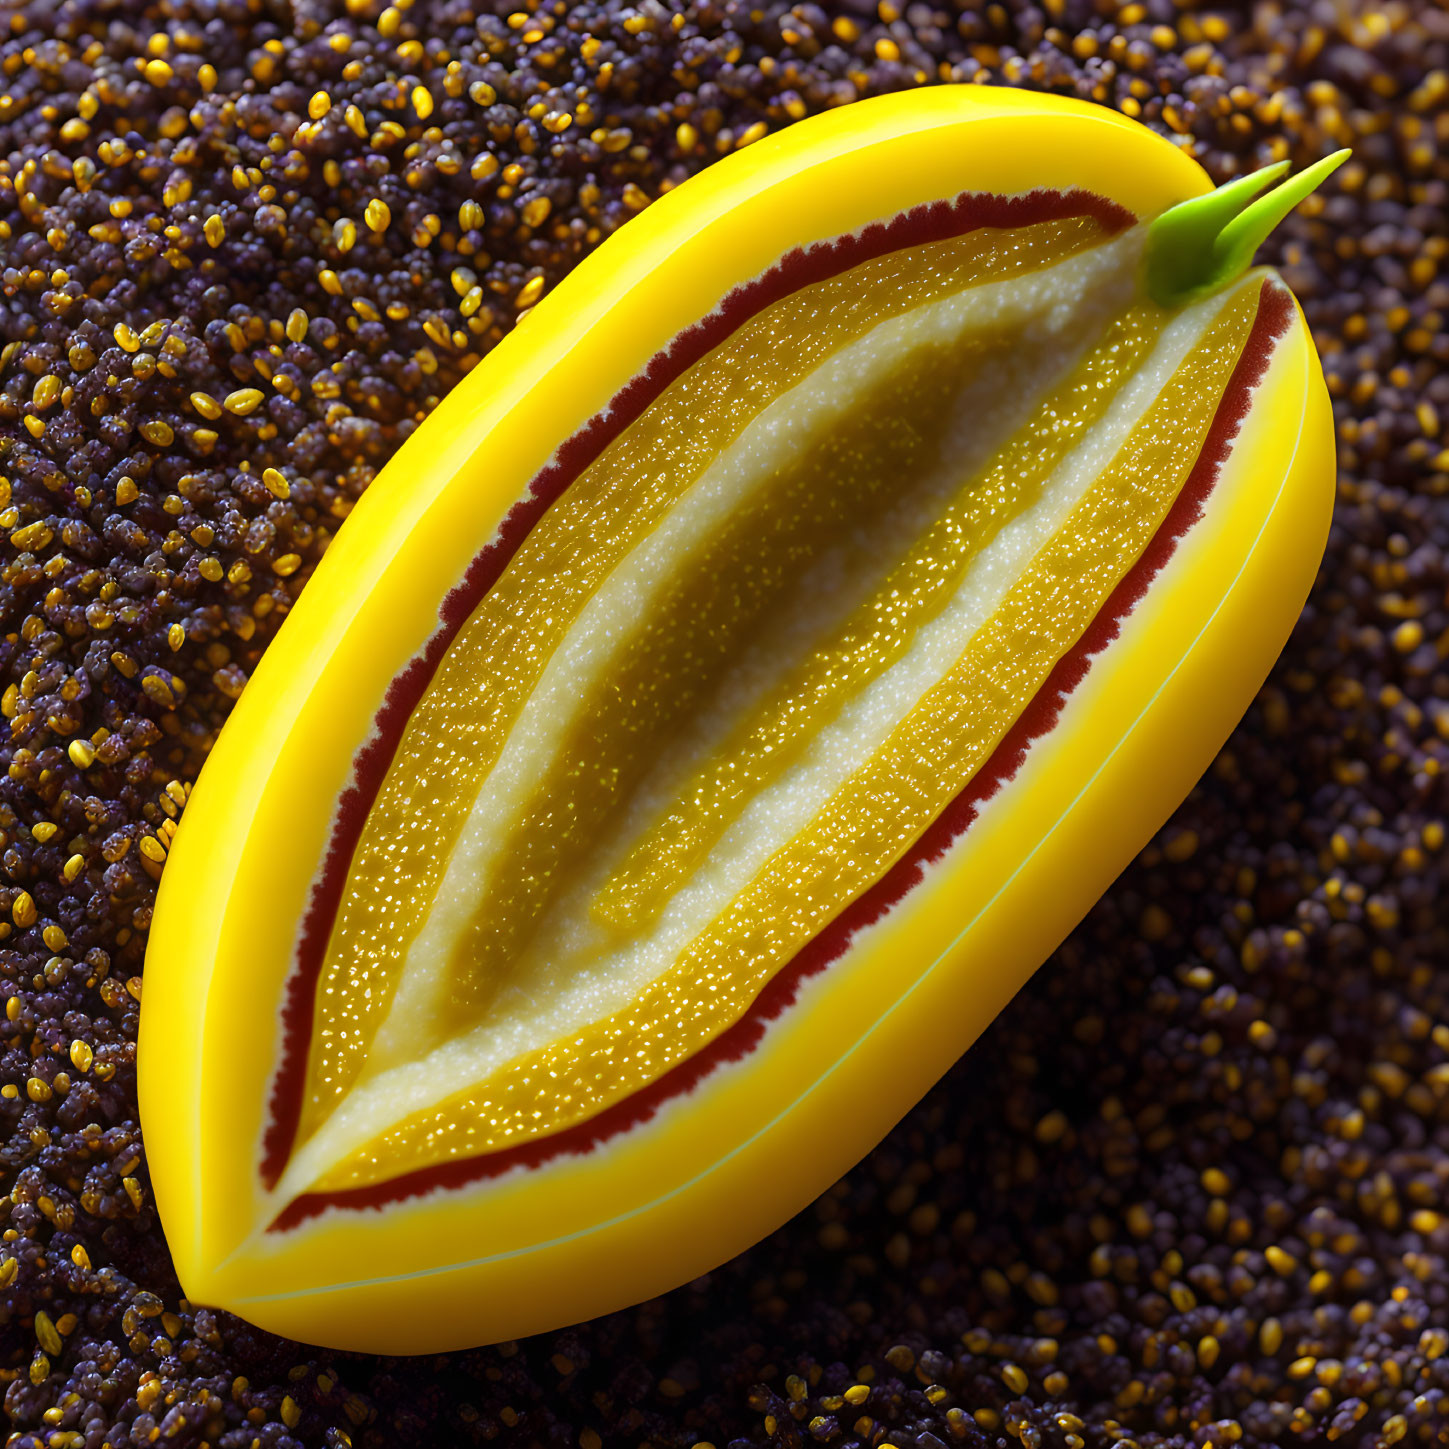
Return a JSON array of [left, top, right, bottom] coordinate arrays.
[[303, 213, 1114, 1134], [286, 216, 1262, 1198]]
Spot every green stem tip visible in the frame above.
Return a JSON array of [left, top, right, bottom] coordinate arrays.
[[1145, 148, 1351, 307]]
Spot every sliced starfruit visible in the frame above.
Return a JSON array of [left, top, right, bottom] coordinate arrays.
[[139, 87, 1341, 1352]]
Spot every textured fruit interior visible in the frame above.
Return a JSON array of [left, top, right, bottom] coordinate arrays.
[[281, 216, 1261, 1198]]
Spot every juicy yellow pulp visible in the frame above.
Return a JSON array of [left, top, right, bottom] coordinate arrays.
[[287, 213, 1261, 1197]]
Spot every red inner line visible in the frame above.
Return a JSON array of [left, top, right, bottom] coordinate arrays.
[[264, 195, 1289, 1226]]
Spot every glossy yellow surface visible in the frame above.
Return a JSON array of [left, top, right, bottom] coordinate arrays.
[[138, 86, 1335, 1354]]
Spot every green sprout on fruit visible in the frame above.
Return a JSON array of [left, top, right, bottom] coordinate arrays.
[[1146, 149, 1351, 307]]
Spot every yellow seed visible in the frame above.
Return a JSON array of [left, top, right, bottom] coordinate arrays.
[[68, 740, 96, 769], [319, 269, 343, 296], [1035, 1109, 1068, 1143], [70, 1244, 90, 1269], [1265, 1244, 1298, 1276], [521, 196, 552, 227], [224, 388, 264, 416], [30, 822, 56, 843], [273, 553, 302, 577], [285, 308, 309, 343], [1392, 619, 1423, 653], [42, 925, 66, 952], [70, 1039, 93, 1072], [26, 1076, 51, 1102], [204, 214, 226, 247], [190, 391, 221, 419], [142, 674, 176, 708], [262, 468, 291, 500], [515, 274, 546, 308], [365, 198, 391, 233], [32, 374, 60, 410], [140, 420, 174, 447], [112, 322, 139, 351], [167, 623, 185, 651], [281, 1397, 301, 1430], [308, 91, 332, 120], [115, 477, 139, 505], [63, 854, 84, 883], [144, 58, 173, 85], [459, 199, 484, 230], [1000, 1363, 1028, 1395], [412, 85, 434, 119], [12, 892, 37, 928], [34, 1311, 62, 1356]]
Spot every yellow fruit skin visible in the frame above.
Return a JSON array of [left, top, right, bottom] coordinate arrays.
[[138, 86, 1334, 1353]]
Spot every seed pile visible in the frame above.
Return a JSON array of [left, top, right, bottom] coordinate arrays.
[[0, 0, 1445, 1446]]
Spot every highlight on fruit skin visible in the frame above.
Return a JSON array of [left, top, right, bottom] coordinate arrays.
[[137, 86, 1341, 1354]]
